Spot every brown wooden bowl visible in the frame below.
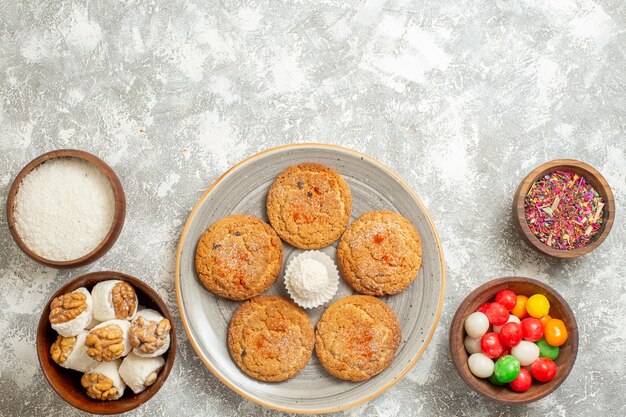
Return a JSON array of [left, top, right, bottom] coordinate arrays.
[[37, 271, 176, 414], [6, 149, 126, 268], [449, 277, 578, 405], [512, 159, 615, 259]]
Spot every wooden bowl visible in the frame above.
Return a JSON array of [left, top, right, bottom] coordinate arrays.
[[512, 159, 615, 259], [37, 271, 176, 414], [6, 149, 126, 268], [449, 277, 578, 405]]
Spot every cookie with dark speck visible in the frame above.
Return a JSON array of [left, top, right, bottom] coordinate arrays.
[[337, 210, 422, 296], [195, 214, 282, 301], [228, 295, 314, 382], [266, 163, 352, 249], [315, 295, 401, 382]]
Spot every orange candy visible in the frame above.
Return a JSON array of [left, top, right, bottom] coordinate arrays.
[[544, 318, 568, 346], [511, 295, 529, 319], [540, 314, 552, 327]]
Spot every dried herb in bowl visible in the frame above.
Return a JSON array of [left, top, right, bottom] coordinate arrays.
[[524, 171, 604, 250]]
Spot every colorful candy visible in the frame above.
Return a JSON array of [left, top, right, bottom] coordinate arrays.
[[494, 290, 517, 310], [481, 332, 505, 359], [488, 373, 506, 386], [462, 288, 570, 394], [484, 302, 509, 326], [536, 338, 559, 360], [494, 355, 520, 383], [493, 314, 520, 333], [464, 336, 482, 354], [499, 322, 523, 348], [544, 318, 568, 346], [468, 353, 494, 378], [509, 368, 532, 393], [476, 302, 491, 314], [540, 314, 552, 327], [521, 318, 544, 342], [465, 312, 490, 339], [531, 358, 557, 382], [511, 340, 540, 366], [511, 295, 529, 319], [526, 294, 550, 318]]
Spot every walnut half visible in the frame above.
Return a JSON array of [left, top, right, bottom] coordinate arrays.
[[49, 292, 87, 324], [50, 335, 76, 365], [85, 325, 125, 361], [112, 282, 137, 319], [129, 316, 171, 355], [81, 373, 118, 400]]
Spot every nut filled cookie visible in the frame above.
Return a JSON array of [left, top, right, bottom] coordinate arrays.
[[266, 163, 352, 249], [315, 295, 401, 382], [337, 210, 422, 296], [195, 214, 282, 301], [227, 295, 314, 382]]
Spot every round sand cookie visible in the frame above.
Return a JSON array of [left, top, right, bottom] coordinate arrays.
[[227, 295, 314, 382], [266, 163, 352, 249], [195, 214, 282, 301], [315, 295, 401, 382], [337, 210, 422, 296]]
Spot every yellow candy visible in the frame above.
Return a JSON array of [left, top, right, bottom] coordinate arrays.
[[526, 294, 550, 318]]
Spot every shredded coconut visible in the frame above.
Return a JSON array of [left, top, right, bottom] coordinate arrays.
[[290, 258, 329, 298], [13, 156, 115, 261], [284, 250, 339, 309]]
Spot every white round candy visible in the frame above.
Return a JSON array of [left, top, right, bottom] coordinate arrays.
[[464, 336, 482, 354], [493, 314, 521, 333], [467, 353, 494, 378], [511, 340, 540, 366], [464, 312, 490, 339]]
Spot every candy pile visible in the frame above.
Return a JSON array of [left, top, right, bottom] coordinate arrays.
[[48, 280, 172, 401], [524, 171, 605, 250], [463, 289, 568, 392]]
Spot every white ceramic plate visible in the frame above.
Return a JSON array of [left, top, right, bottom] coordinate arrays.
[[175, 144, 445, 414]]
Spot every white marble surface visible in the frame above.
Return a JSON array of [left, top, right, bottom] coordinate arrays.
[[1, 1, 625, 416]]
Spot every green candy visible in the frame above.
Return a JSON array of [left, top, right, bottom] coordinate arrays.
[[494, 355, 520, 383], [488, 373, 506, 386], [536, 338, 559, 360]]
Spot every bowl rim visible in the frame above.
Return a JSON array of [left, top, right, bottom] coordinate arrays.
[[512, 159, 615, 259], [449, 276, 579, 405], [6, 149, 126, 268], [37, 271, 176, 414]]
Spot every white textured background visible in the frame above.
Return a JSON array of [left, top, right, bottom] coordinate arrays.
[[1, 0, 625, 416]]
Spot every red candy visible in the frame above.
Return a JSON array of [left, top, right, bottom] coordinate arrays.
[[498, 347, 511, 359], [521, 318, 544, 342], [495, 290, 517, 311], [509, 368, 532, 392], [476, 302, 491, 314], [499, 322, 523, 347], [481, 332, 505, 359], [531, 358, 557, 382], [485, 302, 509, 326]]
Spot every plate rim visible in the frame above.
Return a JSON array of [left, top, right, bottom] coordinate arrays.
[[175, 143, 446, 414]]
